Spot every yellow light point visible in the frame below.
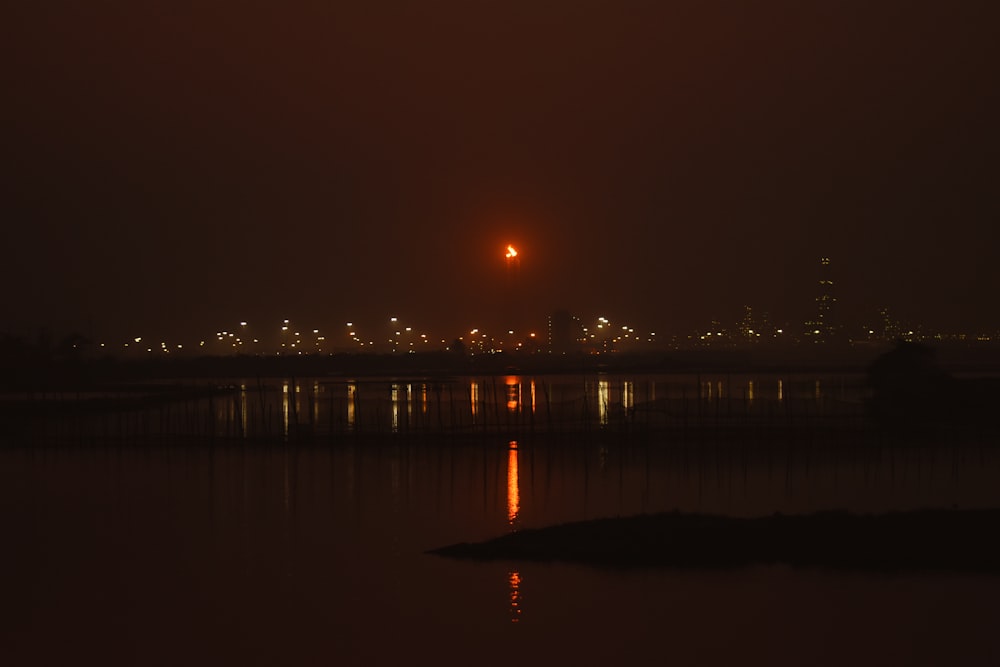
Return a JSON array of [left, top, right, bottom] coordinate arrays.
[[505, 245, 518, 259]]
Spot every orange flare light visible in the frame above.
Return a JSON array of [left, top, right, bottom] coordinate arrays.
[[505, 245, 518, 259]]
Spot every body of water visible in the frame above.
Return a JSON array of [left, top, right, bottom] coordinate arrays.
[[3, 373, 999, 665]]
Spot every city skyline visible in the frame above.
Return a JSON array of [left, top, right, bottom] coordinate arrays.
[[4, 2, 999, 344], [27, 256, 999, 358]]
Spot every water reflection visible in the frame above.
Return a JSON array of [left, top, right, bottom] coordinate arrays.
[[505, 376, 520, 412], [239, 383, 247, 437], [391, 384, 400, 433], [406, 383, 413, 425], [8, 433, 1000, 664], [507, 440, 519, 527], [598, 379, 610, 425], [282, 380, 289, 439], [313, 380, 320, 425], [508, 571, 522, 623], [49, 372, 874, 440], [347, 382, 357, 429], [470, 381, 479, 423]]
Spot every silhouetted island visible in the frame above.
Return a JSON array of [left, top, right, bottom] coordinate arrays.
[[429, 509, 1000, 572]]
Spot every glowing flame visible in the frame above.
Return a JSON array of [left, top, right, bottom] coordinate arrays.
[[505, 245, 518, 259]]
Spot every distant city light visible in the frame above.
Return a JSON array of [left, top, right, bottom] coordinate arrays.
[[506, 245, 518, 259]]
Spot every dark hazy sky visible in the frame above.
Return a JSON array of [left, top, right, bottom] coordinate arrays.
[[4, 1, 999, 342]]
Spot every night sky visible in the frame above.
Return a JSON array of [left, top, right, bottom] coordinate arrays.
[[4, 1, 999, 343]]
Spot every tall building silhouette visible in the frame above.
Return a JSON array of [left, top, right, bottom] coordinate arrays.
[[547, 310, 580, 354], [805, 257, 837, 341]]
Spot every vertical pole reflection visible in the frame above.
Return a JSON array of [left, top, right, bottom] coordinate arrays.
[[778, 379, 784, 401], [598, 379, 610, 425], [313, 380, 320, 425], [239, 383, 248, 437], [508, 570, 522, 623], [505, 376, 520, 412], [391, 384, 400, 433], [406, 383, 413, 426], [347, 382, 357, 430], [507, 440, 519, 527], [282, 381, 289, 440], [470, 381, 479, 423]]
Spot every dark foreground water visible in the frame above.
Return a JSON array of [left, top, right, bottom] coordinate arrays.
[[4, 435, 1000, 666]]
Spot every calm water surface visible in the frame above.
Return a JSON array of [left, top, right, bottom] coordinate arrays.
[[29, 372, 872, 441], [4, 390, 1000, 665]]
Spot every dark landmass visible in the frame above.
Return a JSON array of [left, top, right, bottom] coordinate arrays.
[[867, 341, 1000, 430], [4, 338, 1000, 392], [429, 509, 1000, 573]]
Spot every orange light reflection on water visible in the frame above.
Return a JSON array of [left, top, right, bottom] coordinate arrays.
[[282, 381, 289, 439], [505, 376, 520, 412], [508, 440, 522, 622], [470, 381, 479, 422], [347, 382, 357, 428], [507, 441, 519, 526], [508, 570, 522, 623]]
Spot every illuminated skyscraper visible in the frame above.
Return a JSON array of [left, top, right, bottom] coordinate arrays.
[[805, 257, 837, 341]]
